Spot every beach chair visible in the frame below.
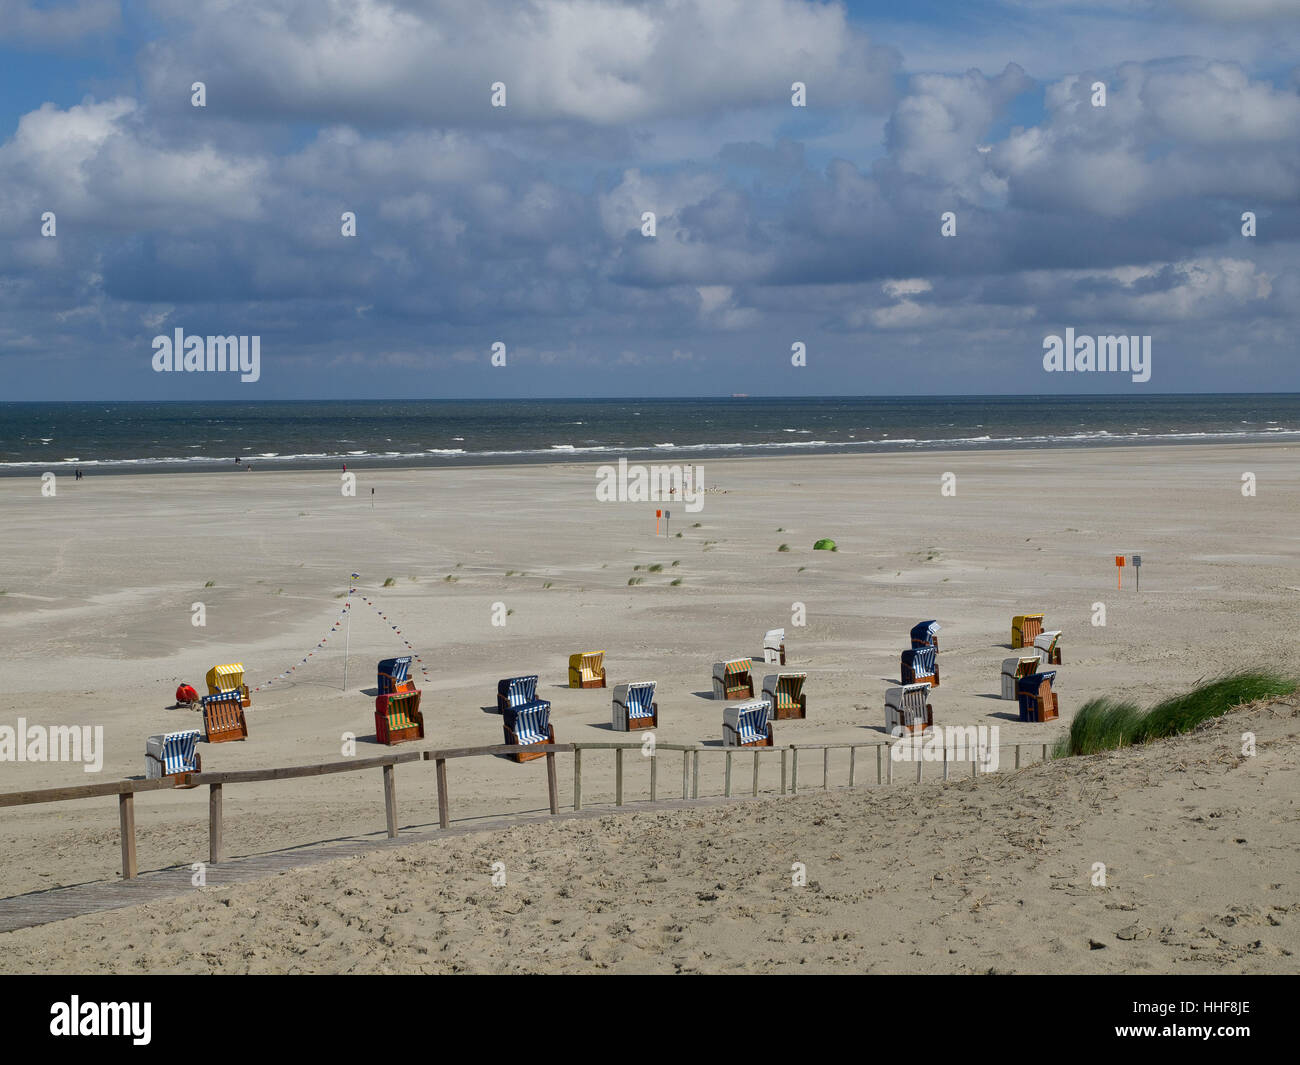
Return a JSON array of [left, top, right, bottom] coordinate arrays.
[[145, 730, 202, 783], [1000, 655, 1041, 700], [200, 690, 249, 743], [722, 699, 774, 748], [885, 684, 934, 735], [497, 675, 539, 714], [374, 690, 425, 745], [763, 628, 786, 665], [568, 651, 607, 689], [1011, 614, 1044, 649], [762, 672, 807, 720], [910, 620, 941, 651], [900, 646, 939, 688], [612, 682, 658, 731], [712, 658, 755, 700], [1033, 630, 1063, 666], [378, 655, 416, 695], [205, 662, 251, 708], [503, 701, 555, 762], [1017, 671, 1059, 723]]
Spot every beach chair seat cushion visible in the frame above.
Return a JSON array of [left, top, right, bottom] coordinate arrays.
[[568, 651, 607, 689], [761, 672, 807, 720], [722, 700, 773, 747], [612, 682, 658, 731], [712, 658, 755, 700]]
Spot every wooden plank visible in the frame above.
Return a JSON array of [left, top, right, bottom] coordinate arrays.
[[118, 793, 136, 880], [209, 783, 223, 864], [0, 776, 177, 809], [383, 764, 398, 839], [435, 758, 449, 829]]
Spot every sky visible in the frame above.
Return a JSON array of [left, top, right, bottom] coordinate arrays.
[[0, 0, 1298, 399]]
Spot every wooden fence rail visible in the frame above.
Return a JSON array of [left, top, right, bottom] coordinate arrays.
[[0, 739, 1054, 882]]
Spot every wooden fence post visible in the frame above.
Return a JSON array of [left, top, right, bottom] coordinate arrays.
[[546, 748, 559, 815], [780, 747, 787, 794], [208, 783, 223, 864], [649, 746, 658, 802], [383, 763, 398, 839], [435, 757, 449, 829], [573, 747, 583, 811], [615, 747, 625, 806], [849, 746, 856, 788], [877, 745, 882, 785], [792, 747, 799, 794], [724, 750, 733, 797], [752, 750, 759, 797], [1015, 744, 1021, 770], [118, 792, 137, 880], [692, 749, 700, 799], [682, 750, 689, 799], [824, 748, 830, 790]]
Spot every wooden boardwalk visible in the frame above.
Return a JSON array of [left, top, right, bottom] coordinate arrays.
[[0, 794, 770, 934]]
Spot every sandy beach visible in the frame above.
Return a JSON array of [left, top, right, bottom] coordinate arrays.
[[1, 443, 1298, 971]]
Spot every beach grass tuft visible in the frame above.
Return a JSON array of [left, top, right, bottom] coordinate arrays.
[[778, 543, 790, 552], [383, 577, 396, 587], [628, 577, 644, 585], [670, 577, 682, 586], [647, 563, 663, 572], [204, 580, 216, 587], [1057, 671, 1296, 757]]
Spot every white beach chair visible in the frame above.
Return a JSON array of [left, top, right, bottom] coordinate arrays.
[[145, 730, 202, 779], [885, 684, 933, 735], [763, 628, 786, 665], [1033, 630, 1063, 666], [1001, 655, 1041, 700], [722, 699, 773, 747]]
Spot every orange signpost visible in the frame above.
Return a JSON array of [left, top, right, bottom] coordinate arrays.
[[1115, 554, 1126, 589]]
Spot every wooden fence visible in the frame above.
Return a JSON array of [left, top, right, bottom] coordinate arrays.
[[0, 739, 1054, 882]]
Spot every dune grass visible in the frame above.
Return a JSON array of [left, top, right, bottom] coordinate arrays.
[[1057, 671, 1296, 757]]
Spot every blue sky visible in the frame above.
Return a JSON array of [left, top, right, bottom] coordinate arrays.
[[1, 0, 1298, 399]]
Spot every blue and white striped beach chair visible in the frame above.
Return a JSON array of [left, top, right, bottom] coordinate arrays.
[[612, 682, 658, 731], [503, 700, 554, 762], [910, 620, 941, 651], [378, 655, 414, 695], [722, 699, 773, 748], [901, 646, 939, 687], [497, 674, 539, 714], [145, 730, 202, 780]]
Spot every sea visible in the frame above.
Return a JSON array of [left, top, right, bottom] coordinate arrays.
[[1, 395, 1298, 475]]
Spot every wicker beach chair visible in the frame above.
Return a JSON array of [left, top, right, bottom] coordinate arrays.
[[1033, 630, 1063, 666], [1011, 614, 1045, 649], [722, 699, 774, 748], [612, 682, 658, 731], [885, 684, 934, 735], [375, 690, 425, 745], [568, 651, 607, 689], [910, 620, 941, 651], [205, 662, 251, 708], [763, 628, 786, 665], [497, 675, 539, 714], [901, 646, 939, 687], [378, 655, 416, 695], [762, 672, 807, 720], [145, 730, 202, 783], [1017, 671, 1059, 723], [503, 701, 555, 762], [712, 658, 755, 700], [1000, 655, 1042, 700], [200, 690, 248, 743]]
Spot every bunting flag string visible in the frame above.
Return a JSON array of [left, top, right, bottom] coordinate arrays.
[[249, 584, 431, 692]]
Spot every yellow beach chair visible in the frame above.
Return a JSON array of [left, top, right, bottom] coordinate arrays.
[[206, 663, 251, 708], [1011, 614, 1044, 649], [568, 651, 607, 689]]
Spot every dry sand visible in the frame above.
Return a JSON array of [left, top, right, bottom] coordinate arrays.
[[1, 444, 1298, 972]]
